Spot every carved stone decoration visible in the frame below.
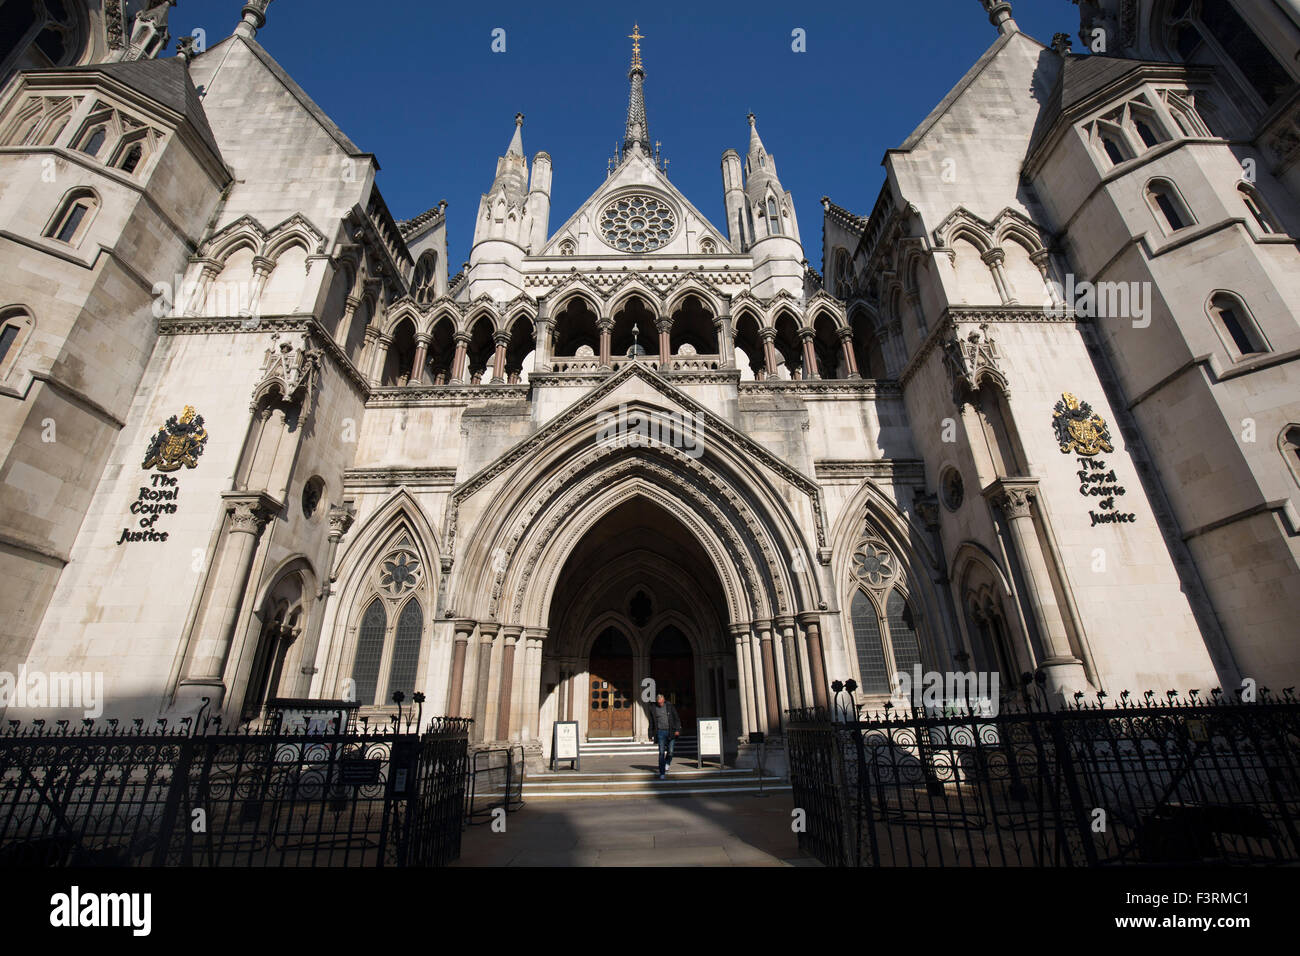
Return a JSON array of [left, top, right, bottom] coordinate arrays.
[[992, 484, 1035, 520], [142, 406, 208, 472], [1052, 391, 1114, 457], [913, 491, 940, 531], [251, 331, 323, 418], [327, 504, 355, 541], [105, 0, 126, 48], [850, 536, 900, 592], [941, 322, 1007, 407], [227, 496, 273, 535]]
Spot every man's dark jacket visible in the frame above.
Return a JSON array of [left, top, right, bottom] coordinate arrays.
[[648, 700, 681, 738]]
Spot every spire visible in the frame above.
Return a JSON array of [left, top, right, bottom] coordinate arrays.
[[487, 113, 528, 207], [623, 24, 650, 154], [507, 112, 524, 158], [746, 112, 765, 159], [979, 1, 1019, 36]]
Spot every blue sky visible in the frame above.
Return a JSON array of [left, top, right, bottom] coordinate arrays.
[[179, 0, 1084, 272]]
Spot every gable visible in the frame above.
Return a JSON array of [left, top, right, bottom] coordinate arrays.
[[540, 149, 730, 257]]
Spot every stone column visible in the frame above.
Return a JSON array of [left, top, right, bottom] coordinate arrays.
[[747, 625, 767, 733], [798, 611, 829, 709], [715, 311, 734, 367], [656, 316, 672, 366], [776, 614, 803, 710], [1031, 249, 1063, 308], [450, 331, 470, 384], [491, 330, 510, 383], [446, 619, 475, 717], [533, 312, 552, 371], [597, 316, 613, 370], [496, 628, 519, 741], [838, 326, 860, 379], [759, 327, 778, 379], [729, 624, 753, 736], [986, 479, 1089, 699], [246, 255, 275, 318], [184, 259, 222, 317], [335, 295, 361, 342], [982, 248, 1014, 305], [369, 333, 392, 386], [177, 493, 276, 707], [523, 631, 544, 742], [757, 620, 782, 733], [410, 332, 430, 385], [799, 329, 819, 380], [472, 622, 497, 742]]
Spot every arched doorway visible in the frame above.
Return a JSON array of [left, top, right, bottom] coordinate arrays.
[[543, 498, 733, 744], [587, 626, 634, 737], [649, 625, 695, 728]]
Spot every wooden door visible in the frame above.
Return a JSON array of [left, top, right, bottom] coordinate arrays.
[[588, 657, 634, 737]]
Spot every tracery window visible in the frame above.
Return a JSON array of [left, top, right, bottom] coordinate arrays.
[[766, 197, 782, 236], [348, 533, 429, 706], [598, 194, 677, 252], [846, 530, 926, 697]]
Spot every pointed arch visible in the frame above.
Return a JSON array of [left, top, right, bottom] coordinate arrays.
[[325, 490, 441, 704]]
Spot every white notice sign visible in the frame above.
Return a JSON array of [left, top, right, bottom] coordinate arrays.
[[698, 718, 722, 757], [554, 721, 578, 760]]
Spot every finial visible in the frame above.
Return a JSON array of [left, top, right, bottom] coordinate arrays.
[[1051, 32, 1072, 54], [515, 112, 524, 127], [628, 23, 645, 71], [747, 111, 756, 126], [235, 0, 273, 39], [979, 0, 1019, 36]]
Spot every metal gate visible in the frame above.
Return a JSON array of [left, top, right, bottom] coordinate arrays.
[[788, 695, 1300, 867], [0, 717, 471, 867]]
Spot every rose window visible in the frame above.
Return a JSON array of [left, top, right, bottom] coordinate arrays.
[[379, 551, 421, 595], [852, 542, 896, 589], [599, 194, 677, 252]]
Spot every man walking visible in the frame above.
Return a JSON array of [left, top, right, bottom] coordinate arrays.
[[648, 692, 681, 779]]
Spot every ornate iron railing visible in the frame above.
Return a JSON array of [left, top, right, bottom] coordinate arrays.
[[787, 691, 1300, 867], [0, 715, 472, 867]]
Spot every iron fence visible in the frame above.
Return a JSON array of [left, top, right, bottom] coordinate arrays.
[[0, 715, 471, 867], [787, 692, 1300, 867], [466, 746, 525, 824]]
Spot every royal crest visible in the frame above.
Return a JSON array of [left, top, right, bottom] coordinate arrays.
[[142, 405, 208, 472], [1052, 392, 1113, 457]]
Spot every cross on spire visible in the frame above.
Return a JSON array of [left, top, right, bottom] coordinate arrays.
[[628, 24, 645, 71]]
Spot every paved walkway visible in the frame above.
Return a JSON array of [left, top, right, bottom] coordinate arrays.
[[453, 792, 818, 867]]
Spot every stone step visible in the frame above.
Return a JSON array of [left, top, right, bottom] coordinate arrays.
[[510, 768, 789, 799]]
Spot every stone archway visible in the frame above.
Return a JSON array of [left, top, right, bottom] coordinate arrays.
[[542, 498, 733, 744]]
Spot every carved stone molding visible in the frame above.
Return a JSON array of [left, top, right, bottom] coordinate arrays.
[[223, 492, 279, 535], [984, 478, 1038, 520], [251, 331, 323, 417], [941, 321, 1008, 407]]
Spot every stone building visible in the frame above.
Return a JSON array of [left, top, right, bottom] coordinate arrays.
[[1, 1, 1296, 768]]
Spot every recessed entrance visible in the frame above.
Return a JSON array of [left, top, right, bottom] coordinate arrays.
[[542, 497, 736, 750], [587, 627, 634, 738], [649, 625, 695, 728]]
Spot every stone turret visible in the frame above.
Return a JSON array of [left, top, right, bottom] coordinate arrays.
[[467, 113, 533, 299], [741, 113, 805, 296]]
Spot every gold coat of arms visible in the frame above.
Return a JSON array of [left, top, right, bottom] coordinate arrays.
[[1052, 392, 1113, 456], [142, 405, 209, 472]]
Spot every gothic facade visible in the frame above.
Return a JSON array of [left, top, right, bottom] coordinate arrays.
[[1, 1, 1297, 768]]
